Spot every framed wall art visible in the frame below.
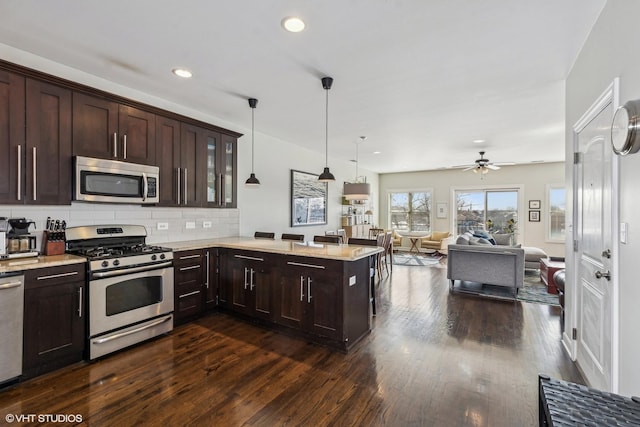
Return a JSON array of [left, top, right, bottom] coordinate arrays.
[[290, 170, 328, 227], [436, 202, 448, 219], [529, 200, 541, 209], [529, 210, 540, 222]]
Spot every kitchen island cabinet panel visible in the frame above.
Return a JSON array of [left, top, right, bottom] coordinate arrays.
[[173, 249, 204, 324], [23, 264, 86, 379]]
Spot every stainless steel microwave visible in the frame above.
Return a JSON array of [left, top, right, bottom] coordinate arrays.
[[75, 156, 159, 204]]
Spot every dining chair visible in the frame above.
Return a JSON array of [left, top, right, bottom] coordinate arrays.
[[347, 237, 379, 315], [337, 228, 347, 244], [281, 233, 305, 242], [254, 231, 275, 239], [313, 235, 341, 244], [369, 228, 384, 238], [381, 231, 393, 274]]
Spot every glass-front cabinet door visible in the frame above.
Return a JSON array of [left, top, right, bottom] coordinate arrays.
[[205, 131, 237, 208]]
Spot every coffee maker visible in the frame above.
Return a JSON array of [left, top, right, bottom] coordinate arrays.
[[2, 218, 38, 259]]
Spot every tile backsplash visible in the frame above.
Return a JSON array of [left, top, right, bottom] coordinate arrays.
[[0, 203, 239, 249]]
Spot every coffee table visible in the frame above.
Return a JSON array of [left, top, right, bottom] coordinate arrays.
[[540, 258, 565, 294]]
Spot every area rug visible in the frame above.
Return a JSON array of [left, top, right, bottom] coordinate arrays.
[[450, 273, 559, 306], [393, 252, 442, 267]]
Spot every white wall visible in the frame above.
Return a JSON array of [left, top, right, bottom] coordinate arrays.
[[379, 162, 565, 257], [566, 0, 640, 396], [0, 44, 379, 245]]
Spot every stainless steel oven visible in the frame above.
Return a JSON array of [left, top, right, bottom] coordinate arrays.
[[66, 225, 174, 360], [75, 156, 159, 204], [88, 263, 174, 359]]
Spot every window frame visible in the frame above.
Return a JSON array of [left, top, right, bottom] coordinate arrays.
[[387, 189, 433, 232], [546, 183, 566, 243]]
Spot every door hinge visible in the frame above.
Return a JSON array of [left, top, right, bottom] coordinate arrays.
[[574, 152, 581, 164], [573, 240, 579, 252], [572, 328, 577, 340], [216, 295, 219, 305]]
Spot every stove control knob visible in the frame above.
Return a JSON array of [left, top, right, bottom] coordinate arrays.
[[151, 254, 157, 261], [160, 253, 166, 260], [101, 261, 109, 268], [113, 259, 120, 267]]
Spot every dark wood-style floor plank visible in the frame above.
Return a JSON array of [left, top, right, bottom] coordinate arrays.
[[0, 263, 582, 426]]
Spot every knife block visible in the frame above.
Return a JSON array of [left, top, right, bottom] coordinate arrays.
[[42, 231, 65, 256]]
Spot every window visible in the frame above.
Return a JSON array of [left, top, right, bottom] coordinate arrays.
[[547, 185, 566, 241], [455, 189, 519, 237], [389, 191, 431, 231]]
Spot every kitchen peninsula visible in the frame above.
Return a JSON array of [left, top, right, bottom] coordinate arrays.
[[169, 237, 382, 352]]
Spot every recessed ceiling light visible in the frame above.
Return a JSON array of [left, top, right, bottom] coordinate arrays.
[[473, 139, 485, 144], [172, 68, 192, 78], [373, 151, 381, 155], [282, 16, 305, 33]]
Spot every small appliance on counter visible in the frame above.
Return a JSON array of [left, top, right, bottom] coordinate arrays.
[[1, 218, 38, 259]]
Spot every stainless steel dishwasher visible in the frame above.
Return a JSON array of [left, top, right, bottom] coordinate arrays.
[[0, 272, 24, 384]]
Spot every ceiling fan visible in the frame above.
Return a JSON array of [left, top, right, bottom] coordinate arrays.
[[462, 151, 502, 175]]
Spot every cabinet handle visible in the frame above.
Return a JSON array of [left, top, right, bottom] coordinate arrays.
[[307, 277, 312, 303], [113, 132, 118, 157], [234, 254, 264, 262], [179, 290, 201, 298], [176, 168, 181, 205], [32, 147, 37, 201], [36, 271, 79, 281], [287, 261, 326, 270], [250, 268, 255, 291], [0, 281, 22, 290], [219, 173, 225, 206], [179, 254, 201, 260], [244, 267, 249, 290], [300, 276, 305, 301], [179, 265, 200, 271], [184, 167, 188, 204], [123, 134, 127, 159], [17, 144, 21, 201], [78, 286, 83, 318], [205, 251, 210, 289]]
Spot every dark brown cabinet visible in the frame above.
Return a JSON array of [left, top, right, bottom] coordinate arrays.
[[205, 132, 237, 208], [219, 250, 273, 320], [72, 92, 156, 165], [275, 257, 343, 341], [0, 71, 72, 205], [204, 247, 218, 310], [173, 249, 205, 324], [23, 264, 85, 378]]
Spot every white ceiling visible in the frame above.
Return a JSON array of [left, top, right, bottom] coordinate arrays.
[[0, 0, 605, 174]]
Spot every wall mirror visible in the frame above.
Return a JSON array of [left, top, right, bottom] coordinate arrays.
[[291, 170, 328, 227]]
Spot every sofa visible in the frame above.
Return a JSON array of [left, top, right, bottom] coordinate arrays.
[[447, 232, 525, 297], [470, 230, 547, 270], [419, 231, 454, 254]]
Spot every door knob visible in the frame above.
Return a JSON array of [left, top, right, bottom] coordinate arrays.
[[595, 270, 611, 281], [602, 249, 611, 259]]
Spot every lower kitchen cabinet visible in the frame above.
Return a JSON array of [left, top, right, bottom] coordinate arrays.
[[219, 249, 274, 320], [173, 249, 205, 324], [204, 247, 218, 310], [275, 257, 343, 341], [23, 264, 86, 379]]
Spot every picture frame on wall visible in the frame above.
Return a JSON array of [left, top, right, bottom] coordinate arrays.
[[290, 170, 328, 227], [529, 210, 540, 222], [529, 200, 541, 209], [436, 202, 447, 219]]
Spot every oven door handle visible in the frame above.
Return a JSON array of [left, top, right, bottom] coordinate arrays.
[[92, 261, 173, 279], [92, 315, 173, 344]]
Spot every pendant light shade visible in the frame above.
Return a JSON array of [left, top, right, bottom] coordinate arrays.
[[344, 136, 371, 200], [318, 77, 335, 182], [245, 97, 260, 186]]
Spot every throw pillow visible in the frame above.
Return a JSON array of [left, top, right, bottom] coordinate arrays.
[[469, 237, 492, 245], [492, 233, 513, 246], [456, 235, 470, 245]]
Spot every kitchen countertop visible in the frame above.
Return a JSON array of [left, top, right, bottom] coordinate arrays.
[[0, 254, 86, 274], [166, 237, 383, 261]]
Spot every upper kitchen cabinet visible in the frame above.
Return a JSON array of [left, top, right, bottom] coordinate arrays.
[[0, 70, 26, 204], [72, 92, 156, 165], [205, 132, 237, 208], [0, 70, 72, 205]]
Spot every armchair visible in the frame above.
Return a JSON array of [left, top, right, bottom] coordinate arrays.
[[420, 231, 454, 254]]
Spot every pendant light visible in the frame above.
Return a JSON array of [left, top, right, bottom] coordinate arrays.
[[344, 136, 371, 200], [318, 76, 336, 182], [245, 98, 260, 186]]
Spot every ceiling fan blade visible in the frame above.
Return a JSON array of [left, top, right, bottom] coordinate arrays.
[[486, 164, 500, 170], [493, 162, 515, 166], [462, 166, 476, 171]]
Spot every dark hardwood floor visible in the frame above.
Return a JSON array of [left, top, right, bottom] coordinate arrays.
[[0, 263, 582, 426]]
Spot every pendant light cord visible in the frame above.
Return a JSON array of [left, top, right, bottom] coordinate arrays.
[[325, 88, 329, 168], [251, 106, 255, 174]]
